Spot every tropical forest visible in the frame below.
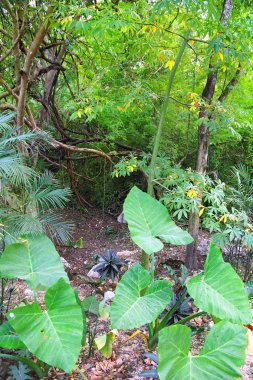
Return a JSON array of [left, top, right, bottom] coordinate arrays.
[[0, 0, 253, 379]]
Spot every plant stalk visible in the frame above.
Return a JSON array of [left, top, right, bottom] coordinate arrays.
[[141, 29, 191, 270], [156, 288, 188, 333], [173, 310, 206, 325], [148, 288, 188, 350], [151, 252, 155, 283]]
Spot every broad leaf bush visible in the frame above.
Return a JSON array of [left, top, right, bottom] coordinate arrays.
[[7, 278, 83, 373], [187, 242, 252, 324], [0, 185, 252, 378], [110, 186, 252, 379], [0, 234, 84, 377]]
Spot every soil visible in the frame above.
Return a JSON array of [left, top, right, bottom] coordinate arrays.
[[1, 208, 253, 379]]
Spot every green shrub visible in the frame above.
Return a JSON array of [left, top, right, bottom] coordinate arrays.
[[110, 187, 252, 378]]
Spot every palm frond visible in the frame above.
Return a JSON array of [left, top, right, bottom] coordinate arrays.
[[2, 214, 44, 244], [2, 212, 74, 245], [0, 133, 37, 148], [0, 112, 73, 245], [25, 171, 72, 212], [39, 213, 74, 244], [0, 153, 35, 186], [0, 112, 16, 133]]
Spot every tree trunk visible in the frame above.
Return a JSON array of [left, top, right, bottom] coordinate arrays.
[[185, 211, 199, 269], [185, 0, 234, 269], [185, 68, 218, 269]]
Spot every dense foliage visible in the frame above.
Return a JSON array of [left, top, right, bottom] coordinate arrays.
[[0, 0, 252, 204], [0, 0, 253, 378]]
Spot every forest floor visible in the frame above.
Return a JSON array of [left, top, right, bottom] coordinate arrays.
[[1, 208, 253, 379]]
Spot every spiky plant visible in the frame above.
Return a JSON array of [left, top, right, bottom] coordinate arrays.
[[94, 249, 127, 281]]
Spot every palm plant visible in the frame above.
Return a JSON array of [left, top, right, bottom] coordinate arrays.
[[0, 113, 36, 186], [0, 113, 73, 245], [2, 171, 74, 244], [227, 165, 253, 218]]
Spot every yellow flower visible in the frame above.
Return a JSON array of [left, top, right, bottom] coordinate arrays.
[[165, 60, 175, 70], [186, 189, 198, 198]]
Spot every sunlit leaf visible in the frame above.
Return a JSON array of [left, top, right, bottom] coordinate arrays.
[[7, 279, 83, 373], [158, 322, 246, 380], [187, 242, 252, 324]]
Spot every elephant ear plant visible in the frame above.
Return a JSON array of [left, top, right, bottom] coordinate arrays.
[[110, 186, 252, 379], [0, 234, 86, 378]]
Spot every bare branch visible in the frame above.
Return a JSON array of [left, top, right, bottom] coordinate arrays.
[[50, 140, 113, 163]]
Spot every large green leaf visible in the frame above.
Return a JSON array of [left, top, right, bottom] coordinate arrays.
[[7, 278, 83, 373], [0, 234, 68, 290], [110, 263, 172, 329], [158, 322, 247, 380], [0, 321, 25, 349], [123, 186, 193, 254], [187, 242, 252, 324]]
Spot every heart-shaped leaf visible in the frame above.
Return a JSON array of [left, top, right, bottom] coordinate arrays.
[[110, 263, 172, 329], [123, 186, 193, 254], [7, 278, 83, 373], [0, 234, 68, 290], [187, 242, 252, 324], [0, 321, 25, 349], [158, 322, 246, 380]]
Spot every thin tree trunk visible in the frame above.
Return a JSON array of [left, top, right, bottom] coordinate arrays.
[[16, 6, 54, 131], [37, 46, 66, 128], [185, 212, 199, 269], [185, 0, 234, 269]]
